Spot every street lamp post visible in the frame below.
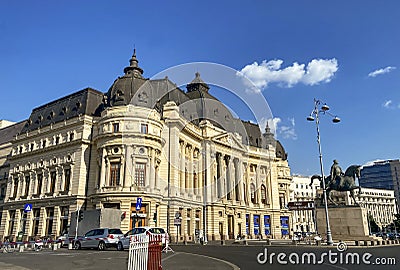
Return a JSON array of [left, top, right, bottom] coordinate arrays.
[[307, 98, 340, 246]]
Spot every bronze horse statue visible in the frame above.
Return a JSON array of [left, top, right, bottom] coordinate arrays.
[[310, 165, 362, 205]]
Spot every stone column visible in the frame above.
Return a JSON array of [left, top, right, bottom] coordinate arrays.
[[224, 156, 231, 200], [149, 148, 155, 191], [188, 145, 193, 194], [180, 141, 186, 194], [245, 164, 250, 204], [99, 148, 106, 187], [233, 158, 241, 202], [216, 153, 223, 199], [255, 165, 261, 204]]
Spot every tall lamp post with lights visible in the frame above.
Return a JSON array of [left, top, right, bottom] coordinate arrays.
[[307, 98, 341, 246]]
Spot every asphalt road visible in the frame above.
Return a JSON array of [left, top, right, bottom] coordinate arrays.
[[169, 244, 400, 270], [0, 244, 398, 270]]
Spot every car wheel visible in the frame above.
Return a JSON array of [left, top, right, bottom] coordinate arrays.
[[98, 241, 106, 251], [74, 241, 81, 250], [117, 242, 124, 251]]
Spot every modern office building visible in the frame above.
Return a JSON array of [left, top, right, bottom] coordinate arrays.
[[359, 160, 400, 211], [0, 51, 292, 242]]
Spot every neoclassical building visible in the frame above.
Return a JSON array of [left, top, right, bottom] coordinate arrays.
[[289, 175, 320, 233], [0, 51, 292, 242]]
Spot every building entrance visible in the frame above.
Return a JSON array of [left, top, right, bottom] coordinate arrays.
[[130, 204, 147, 229], [227, 215, 234, 239]]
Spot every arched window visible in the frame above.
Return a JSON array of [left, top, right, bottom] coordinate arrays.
[[250, 183, 256, 204], [261, 184, 267, 204]]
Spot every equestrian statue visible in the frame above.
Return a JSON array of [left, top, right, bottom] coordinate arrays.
[[310, 160, 362, 205]]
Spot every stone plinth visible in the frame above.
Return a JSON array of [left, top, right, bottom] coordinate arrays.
[[316, 205, 372, 240]]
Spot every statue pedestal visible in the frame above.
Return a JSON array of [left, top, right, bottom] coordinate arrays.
[[316, 205, 372, 240]]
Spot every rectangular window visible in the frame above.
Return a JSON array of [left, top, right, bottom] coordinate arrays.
[[55, 136, 60, 145], [24, 175, 30, 197], [42, 140, 46, 148], [64, 168, 71, 191], [50, 171, 56, 194], [140, 124, 148, 134], [135, 163, 146, 187], [69, 132, 74, 141], [20, 210, 27, 234], [45, 207, 54, 236], [113, 123, 119, 133], [60, 206, 69, 235], [12, 178, 19, 198], [110, 162, 121, 186], [8, 210, 16, 236], [30, 143, 34, 151], [279, 193, 286, 209], [32, 208, 40, 236], [37, 174, 43, 195]]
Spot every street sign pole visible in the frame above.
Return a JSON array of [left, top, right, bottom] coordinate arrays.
[[75, 206, 80, 244]]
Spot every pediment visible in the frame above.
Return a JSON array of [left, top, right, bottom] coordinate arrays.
[[212, 133, 246, 152]]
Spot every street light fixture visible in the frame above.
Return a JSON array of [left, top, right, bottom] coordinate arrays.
[[307, 98, 340, 246]]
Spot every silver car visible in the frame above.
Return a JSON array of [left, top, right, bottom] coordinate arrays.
[[74, 228, 124, 251], [117, 227, 167, 251]]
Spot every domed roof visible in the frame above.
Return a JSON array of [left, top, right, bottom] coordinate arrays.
[[106, 49, 147, 107]]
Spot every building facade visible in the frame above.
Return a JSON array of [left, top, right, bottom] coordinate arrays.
[[0, 121, 25, 234], [359, 160, 400, 211], [0, 51, 292, 242], [289, 175, 320, 233]]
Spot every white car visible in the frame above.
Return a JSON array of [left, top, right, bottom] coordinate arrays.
[[117, 227, 167, 251], [74, 228, 124, 250]]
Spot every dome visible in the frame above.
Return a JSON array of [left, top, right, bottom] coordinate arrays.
[[106, 49, 147, 107]]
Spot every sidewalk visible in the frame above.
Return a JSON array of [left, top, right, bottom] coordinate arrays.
[[162, 252, 240, 270]]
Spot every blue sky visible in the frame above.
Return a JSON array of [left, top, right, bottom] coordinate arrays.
[[1, 0, 399, 176]]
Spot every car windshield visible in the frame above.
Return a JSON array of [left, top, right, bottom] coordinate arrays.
[[149, 228, 165, 234], [85, 230, 96, 237], [109, 229, 123, 234], [134, 228, 146, 234]]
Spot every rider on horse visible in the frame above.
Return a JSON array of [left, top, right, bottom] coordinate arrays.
[[330, 160, 344, 188]]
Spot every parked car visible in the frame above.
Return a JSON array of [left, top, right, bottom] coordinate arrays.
[[56, 233, 69, 247], [74, 228, 124, 251], [117, 227, 167, 251]]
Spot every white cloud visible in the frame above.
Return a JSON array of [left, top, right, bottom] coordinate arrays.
[[269, 117, 297, 140], [368, 66, 396, 77], [259, 117, 297, 140], [302, 59, 338, 85], [383, 100, 393, 109], [237, 58, 338, 91]]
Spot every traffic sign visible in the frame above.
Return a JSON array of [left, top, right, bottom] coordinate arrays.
[[174, 218, 182, 226], [287, 201, 315, 211], [135, 198, 142, 211], [24, 203, 32, 213]]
